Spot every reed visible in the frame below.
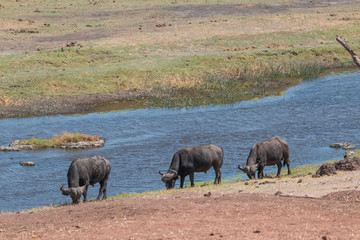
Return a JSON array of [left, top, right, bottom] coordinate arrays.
[[143, 49, 346, 108]]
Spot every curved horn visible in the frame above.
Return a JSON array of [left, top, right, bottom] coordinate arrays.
[[159, 170, 164, 176], [238, 165, 245, 170], [60, 185, 71, 196], [169, 169, 178, 176]]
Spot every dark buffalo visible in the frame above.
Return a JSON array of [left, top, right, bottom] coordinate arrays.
[[159, 144, 224, 189], [238, 136, 291, 179], [60, 155, 111, 204]]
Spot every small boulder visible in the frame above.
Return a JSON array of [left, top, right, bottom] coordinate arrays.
[[334, 157, 360, 171], [62, 139, 105, 149], [315, 163, 337, 176], [329, 142, 356, 150], [274, 191, 283, 196], [344, 151, 355, 159], [20, 161, 35, 166]]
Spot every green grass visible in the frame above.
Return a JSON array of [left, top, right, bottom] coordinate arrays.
[[18, 132, 101, 148], [0, 44, 354, 106], [0, 0, 359, 112], [354, 150, 360, 158]]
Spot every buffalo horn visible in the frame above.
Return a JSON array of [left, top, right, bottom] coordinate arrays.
[[159, 170, 164, 176], [60, 184, 71, 196], [238, 165, 245, 170], [169, 169, 178, 176]]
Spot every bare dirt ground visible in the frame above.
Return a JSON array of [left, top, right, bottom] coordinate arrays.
[[1, 170, 360, 240]]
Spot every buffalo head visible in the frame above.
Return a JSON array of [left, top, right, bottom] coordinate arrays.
[[159, 169, 179, 189], [238, 164, 258, 179], [60, 185, 87, 204]]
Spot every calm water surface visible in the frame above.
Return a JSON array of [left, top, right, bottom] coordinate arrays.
[[1, 70, 359, 212]]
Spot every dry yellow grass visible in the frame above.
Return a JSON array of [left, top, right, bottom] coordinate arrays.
[[18, 132, 100, 148]]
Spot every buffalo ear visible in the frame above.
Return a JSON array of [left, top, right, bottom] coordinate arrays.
[[79, 185, 87, 194], [250, 164, 259, 172]]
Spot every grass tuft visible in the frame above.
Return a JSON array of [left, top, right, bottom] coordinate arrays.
[[18, 132, 100, 148]]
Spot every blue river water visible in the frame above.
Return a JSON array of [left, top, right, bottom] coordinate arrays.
[[0, 70, 359, 212]]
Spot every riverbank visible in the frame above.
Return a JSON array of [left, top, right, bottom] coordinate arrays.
[[1, 162, 360, 239], [1, 0, 360, 118]]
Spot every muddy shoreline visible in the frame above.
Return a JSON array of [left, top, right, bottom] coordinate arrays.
[[1, 66, 354, 119], [0, 91, 147, 119]]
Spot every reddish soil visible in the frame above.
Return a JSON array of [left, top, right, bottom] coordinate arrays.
[[1, 186, 360, 239]]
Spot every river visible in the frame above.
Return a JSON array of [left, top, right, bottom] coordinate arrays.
[[0, 70, 359, 212]]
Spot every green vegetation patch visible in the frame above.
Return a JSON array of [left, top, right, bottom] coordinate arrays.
[[18, 132, 101, 148], [354, 150, 360, 158]]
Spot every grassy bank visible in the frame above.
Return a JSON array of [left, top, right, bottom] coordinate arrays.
[[0, 41, 355, 108], [0, 0, 359, 112], [3, 151, 359, 214], [110, 151, 360, 200]]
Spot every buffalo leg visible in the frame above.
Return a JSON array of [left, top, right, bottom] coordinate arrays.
[[285, 158, 291, 175], [97, 180, 108, 200], [214, 169, 221, 184], [283, 149, 291, 175], [257, 165, 264, 179], [98, 174, 110, 200], [180, 176, 185, 188], [83, 185, 89, 202], [189, 172, 195, 187], [276, 162, 282, 178]]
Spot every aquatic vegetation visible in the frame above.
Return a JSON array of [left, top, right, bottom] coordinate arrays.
[[18, 132, 101, 148]]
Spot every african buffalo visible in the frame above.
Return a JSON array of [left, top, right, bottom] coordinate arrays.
[[60, 155, 111, 204], [159, 144, 224, 189], [238, 136, 291, 179]]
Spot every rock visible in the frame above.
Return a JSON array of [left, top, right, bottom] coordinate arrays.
[[0, 140, 37, 151], [20, 161, 35, 166], [204, 192, 211, 197], [344, 151, 355, 159], [10, 140, 38, 150], [329, 142, 356, 150], [315, 157, 360, 177], [274, 191, 282, 196], [61, 139, 105, 149], [0, 146, 20, 151], [1, 139, 105, 151], [315, 163, 337, 176], [259, 181, 276, 185], [334, 157, 360, 171]]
